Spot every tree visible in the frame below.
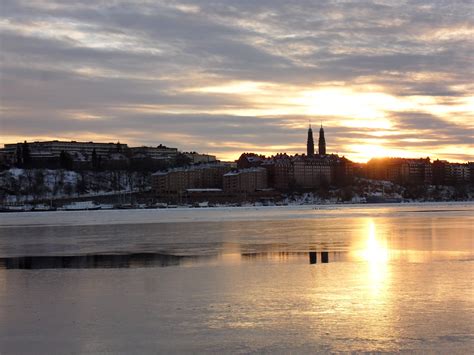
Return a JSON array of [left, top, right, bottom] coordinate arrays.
[[52, 170, 64, 196], [341, 186, 354, 202], [64, 183, 74, 196], [22, 141, 32, 167], [453, 184, 468, 200], [76, 172, 88, 195], [16, 144, 23, 167], [7, 172, 20, 198], [175, 153, 192, 167], [111, 171, 123, 191], [59, 151, 74, 170], [318, 179, 330, 199], [32, 170, 48, 200], [24, 169, 35, 197], [91, 148, 100, 170]]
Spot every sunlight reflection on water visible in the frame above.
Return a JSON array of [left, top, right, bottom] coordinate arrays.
[[354, 220, 390, 299]]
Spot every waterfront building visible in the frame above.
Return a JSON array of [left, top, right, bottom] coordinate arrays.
[[152, 164, 231, 194], [293, 155, 332, 188], [432, 160, 449, 185], [367, 158, 432, 184], [273, 154, 294, 190], [223, 167, 268, 193], [240, 126, 351, 190], [445, 163, 471, 184], [237, 153, 266, 169], [432, 160, 472, 185], [469, 162, 474, 185], [401, 158, 432, 184]]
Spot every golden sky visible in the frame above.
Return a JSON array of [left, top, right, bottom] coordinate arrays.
[[0, 1, 473, 162]]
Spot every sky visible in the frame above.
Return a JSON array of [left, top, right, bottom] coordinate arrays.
[[0, 0, 473, 162]]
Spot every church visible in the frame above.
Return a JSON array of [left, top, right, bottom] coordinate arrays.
[[238, 123, 353, 190], [307, 124, 326, 156]]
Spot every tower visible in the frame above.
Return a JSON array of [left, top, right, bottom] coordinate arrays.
[[307, 124, 314, 157], [318, 124, 326, 155]]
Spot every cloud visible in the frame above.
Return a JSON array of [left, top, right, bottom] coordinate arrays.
[[0, 0, 473, 162]]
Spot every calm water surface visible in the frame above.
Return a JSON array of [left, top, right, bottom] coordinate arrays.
[[0, 203, 473, 353]]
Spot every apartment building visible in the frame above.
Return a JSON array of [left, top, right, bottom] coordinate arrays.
[[152, 164, 231, 194], [223, 167, 268, 193]]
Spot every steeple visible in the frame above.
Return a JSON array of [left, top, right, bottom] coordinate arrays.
[[318, 123, 326, 155], [307, 124, 314, 157]]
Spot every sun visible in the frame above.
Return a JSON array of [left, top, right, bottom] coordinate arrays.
[[347, 144, 391, 162]]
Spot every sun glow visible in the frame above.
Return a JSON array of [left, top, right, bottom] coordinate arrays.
[[352, 144, 389, 160], [346, 142, 431, 162], [288, 87, 409, 121]]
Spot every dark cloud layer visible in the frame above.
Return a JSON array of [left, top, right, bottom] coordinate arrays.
[[0, 0, 473, 161]]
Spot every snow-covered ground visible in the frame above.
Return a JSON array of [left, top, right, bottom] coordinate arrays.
[[1, 168, 472, 205], [0, 168, 150, 203]]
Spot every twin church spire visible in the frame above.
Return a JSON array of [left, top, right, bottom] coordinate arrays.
[[306, 124, 315, 156], [307, 123, 326, 156]]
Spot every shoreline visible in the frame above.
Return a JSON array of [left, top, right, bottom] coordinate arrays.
[[2, 197, 474, 213]]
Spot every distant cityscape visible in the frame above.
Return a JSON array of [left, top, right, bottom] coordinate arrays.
[[0, 126, 473, 207]]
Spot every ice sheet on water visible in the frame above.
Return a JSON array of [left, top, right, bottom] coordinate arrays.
[[1, 202, 473, 228], [0, 203, 473, 353]]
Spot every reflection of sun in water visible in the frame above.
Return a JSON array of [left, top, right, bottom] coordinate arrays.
[[357, 220, 390, 294], [362, 221, 389, 264]]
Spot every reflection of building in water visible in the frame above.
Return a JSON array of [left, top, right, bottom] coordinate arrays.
[[240, 251, 349, 264], [242, 252, 302, 263], [218, 242, 242, 264], [0, 253, 207, 269]]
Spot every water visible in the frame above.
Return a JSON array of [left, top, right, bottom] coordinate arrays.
[[0, 203, 473, 353]]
